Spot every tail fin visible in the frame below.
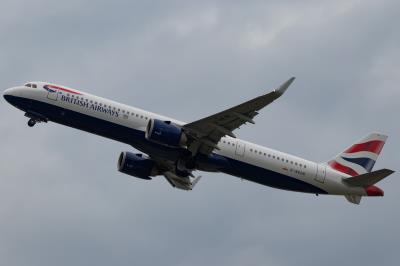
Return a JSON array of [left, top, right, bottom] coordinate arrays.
[[327, 133, 387, 176]]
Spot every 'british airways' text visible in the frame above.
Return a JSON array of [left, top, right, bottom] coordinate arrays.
[[60, 95, 119, 117]]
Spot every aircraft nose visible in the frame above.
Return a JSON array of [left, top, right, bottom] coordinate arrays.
[[3, 88, 13, 102], [3, 87, 20, 103]]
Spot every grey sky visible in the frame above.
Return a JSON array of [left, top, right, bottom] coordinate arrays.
[[1, 1, 399, 265]]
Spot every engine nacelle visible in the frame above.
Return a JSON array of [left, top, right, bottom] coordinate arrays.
[[145, 119, 187, 147], [117, 152, 157, 180]]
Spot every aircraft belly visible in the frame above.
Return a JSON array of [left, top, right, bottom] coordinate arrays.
[[221, 157, 328, 194]]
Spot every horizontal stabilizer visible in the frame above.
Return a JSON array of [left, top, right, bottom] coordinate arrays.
[[343, 168, 394, 187]]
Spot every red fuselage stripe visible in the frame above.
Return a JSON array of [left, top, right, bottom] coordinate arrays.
[[47, 85, 82, 95]]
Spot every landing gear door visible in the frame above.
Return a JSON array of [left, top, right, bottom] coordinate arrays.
[[315, 164, 326, 183], [235, 141, 245, 157]]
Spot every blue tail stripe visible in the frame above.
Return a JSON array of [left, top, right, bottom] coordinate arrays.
[[341, 157, 376, 172]]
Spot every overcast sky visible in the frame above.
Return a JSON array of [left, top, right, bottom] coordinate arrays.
[[1, 1, 399, 265]]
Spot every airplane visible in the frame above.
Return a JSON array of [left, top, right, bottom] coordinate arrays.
[[3, 78, 394, 204]]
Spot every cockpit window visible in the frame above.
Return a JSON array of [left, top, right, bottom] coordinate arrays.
[[24, 83, 37, 88]]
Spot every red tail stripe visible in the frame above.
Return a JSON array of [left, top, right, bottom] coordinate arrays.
[[344, 140, 385, 155], [328, 161, 359, 176]]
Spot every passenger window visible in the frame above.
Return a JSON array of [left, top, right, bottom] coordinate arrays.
[[32, 84, 37, 88]]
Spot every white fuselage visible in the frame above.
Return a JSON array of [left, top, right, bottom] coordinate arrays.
[[3, 82, 368, 196]]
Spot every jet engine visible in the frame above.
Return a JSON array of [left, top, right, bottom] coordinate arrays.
[[145, 119, 187, 147], [117, 152, 158, 180]]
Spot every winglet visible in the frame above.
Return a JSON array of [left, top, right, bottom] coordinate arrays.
[[275, 77, 295, 96]]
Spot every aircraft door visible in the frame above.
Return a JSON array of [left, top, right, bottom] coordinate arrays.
[[315, 164, 326, 183], [235, 141, 245, 157]]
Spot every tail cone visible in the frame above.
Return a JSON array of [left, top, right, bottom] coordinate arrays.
[[365, 185, 384, 196]]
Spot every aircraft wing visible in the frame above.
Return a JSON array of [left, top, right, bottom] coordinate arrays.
[[183, 77, 295, 155]]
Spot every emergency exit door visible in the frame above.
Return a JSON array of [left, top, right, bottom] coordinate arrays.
[[315, 164, 326, 183]]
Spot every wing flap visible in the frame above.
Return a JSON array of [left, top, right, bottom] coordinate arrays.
[[163, 171, 202, 190]]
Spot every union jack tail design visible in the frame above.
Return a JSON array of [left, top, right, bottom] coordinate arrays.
[[327, 133, 387, 176]]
